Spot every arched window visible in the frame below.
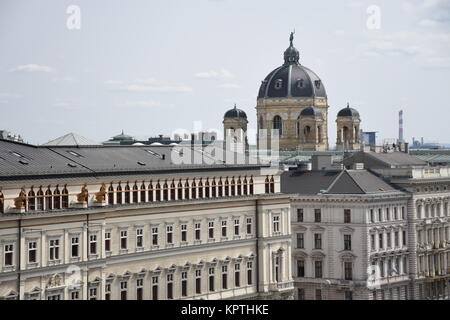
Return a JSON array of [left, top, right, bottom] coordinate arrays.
[[218, 178, 223, 197], [198, 179, 203, 198], [36, 188, 44, 211], [170, 180, 176, 200], [45, 187, 53, 211], [54, 187, 61, 209], [230, 177, 236, 196], [243, 177, 248, 195], [211, 178, 217, 198], [304, 126, 311, 142], [265, 176, 270, 193], [148, 181, 154, 202], [108, 185, 114, 205], [28, 189, 36, 211], [0, 191, 4, 214], [132, 183, 139, 203], [342, 126, 349, 143], [270, 176, 275, 193], [205, 178, 210, 198], [297, 79, 304, 88], [177, 179, 183, 200], [249, 176, 254, 195], [274, 79, 283, 89], [155, 181, 161, 201], [62, 186, 69, 209], [163, 181, 169, 201], [273, 116, 282, 136], [191, 179, 197, 199], [116, 184, 123, 204], [140, 182, 146, 203], [224, 177, 230, 196], [184, 179, 190, 200], [237, 177, 242, 195], [124, 184, 131, 204]]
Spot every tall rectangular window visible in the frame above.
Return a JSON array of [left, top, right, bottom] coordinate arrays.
[[379, 233, 383, 249], [315, 288, 322, 300], [387, 232, 391, 248], [105, 232, 111, 252], [314, 260, 323, 278], [152, 227, 158, 246], [394, 231, 399, 247], [344, 209, 351, 223], [208, 267, 215, 292], [4, 244, 13, 266], [386, 207, 390, 221], [181, 271, 188, 297], [247, 262, 253, 285], [344, 262, 353, 280], [297, 209, 304, 222], [166, 225, 173, 244], [152, 276, 158, 300], [136, 279, 143, 300], [314, 209, 321, 223], [370, 209, 374, 223], [136, 228, 144, 248], [297, 233, 304, 249], [120, 230, 128, 250], [314, 233, 322, 249], [181, 224, 187, 242], [222, 266, 228, 289], [208, 221, 214, 239], [297, 260, 305, 277], [234, 263, 240, 287], [234, 218, 240, 236], [298, 288, 305, 300], [345, 291, 353, 300], [49, 239, 59, 261], [89, 234, 97, 255], [401, 207, 405, 219], [195, 270, 201, 294], [221, 220, 227, 237], [89, 288, 97, 300], [273, 215, 280, 233], [120, 281, 127, 300], [246, 218, 252, 234], [402, 231, 406, 246], [378, 209, 383, 222], [394, 207, 398, 220], [28, 241, 37, 263], [71, 237, 79, 257], [195, 223, 201, 240], [167, 274, 174, 299], [371, 234, 375, 251], [344, 235, 352, 251]]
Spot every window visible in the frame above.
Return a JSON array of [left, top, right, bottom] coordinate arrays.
[[209, 267, 215, 292], [132, 184, 138, 203], [89, 234, 97, 255], [181, 224, 187, 242], [344, 209, 351, 223], [148, 181, 154, 202], [234, 218, 240, 236], [108, 186, 114, 205], [28, 241, 37, 263], [297, 209, 304, 222], [297, 260, 305, 277], [401, 207, 405, 220], [297, 79, 304, 88], [314, 233, 322, 249], [120, 230, 128, 250], [222, 266, 228, 289], [105, 232, 111, 252], [181, 271, 188, 297], [49, 239, 59, 261], [70, 291, 80, 300], [371, 234, 375, 251], [208, 221, 214, 239], [28, 190, 36, 211], [140, 183, 146, 203], [394, 207, 398, 220], [89, 288, 97, 300], [247, 262, 253, 285], [116, 185, 123, 204], [402, 231, 406, 246], [344, 261, 353, 280], [234, 263, 240, 287], [195, 270, 202, 294], [274, 79, 283, 89], [379, 233, 383, 249], [315, 288, 322, 300], [403, 257, 407, 274], [246, 218, 252, 234], [386, 207, 390, 221], [314, 260, 323, 278], [45, 188, 52, 211], [387, 232, 391, 248], [152, 227, 159, 246], [152, 276, 159, 300], [221, 220, 227, 237], [136, 228, 144, 248], [273, 115, 282, 136], [124, 184, 130, 204], [167, 274, 174, 299], [273, 215, 280, 233], [4, 244, 13, 266], [394, 231, 399, 247], [166, 225, 173, 244], [195, 223, 201, 241], [344, 235, 352, 251], [120, 281, 128, 300], [136, 279, 143, 300], [370, 209, 374, 223], [345, 291, 353, 300], [298, 288, 305, 300], [297, 233, 304, 249], [314, 209, 321, 222], [62, 187, 69, 209], [106, 282, 112, 300], [378, 209, 383, 222]]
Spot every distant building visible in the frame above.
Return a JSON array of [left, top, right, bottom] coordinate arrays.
[[103, 132, 181, 146], [0, 130, 24, 143]]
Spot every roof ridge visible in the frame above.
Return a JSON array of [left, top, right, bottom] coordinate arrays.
[[324, 169, 346, 193], [343, 170, 368, 194]]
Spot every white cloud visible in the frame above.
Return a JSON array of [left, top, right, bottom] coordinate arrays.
[[123, 78, 193, 93], [194, 68, 234, 79], [11, 64, 53, 73], [218, 83, 240, 89]]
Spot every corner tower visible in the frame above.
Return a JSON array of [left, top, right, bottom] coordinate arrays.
[[256, 32, 329, 151], [335, 103, 361, 151]]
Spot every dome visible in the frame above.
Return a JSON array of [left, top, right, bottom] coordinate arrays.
[[224, 104, 247, 119], [337, 103, 360, 117], [299, 106, 323, 117], [258, 33, 326, 99]]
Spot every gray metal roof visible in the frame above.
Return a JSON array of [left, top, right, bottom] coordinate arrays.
[[43, 133, 100, 146], [281, 169, 399, 195], [344, 151, 427, 168]]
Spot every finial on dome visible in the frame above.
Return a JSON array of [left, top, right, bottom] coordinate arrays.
[[289, 31, 294, 46], [234, 103, 237, 109], [347, 102, 350, 108]]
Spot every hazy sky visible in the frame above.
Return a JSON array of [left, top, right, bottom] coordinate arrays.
[[0, 0, 449, 146]]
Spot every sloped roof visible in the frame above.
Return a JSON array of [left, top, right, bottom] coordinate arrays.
[[281, 169, 399, 195], [344, 151, 427, 168], [43, 133, 100, 146]]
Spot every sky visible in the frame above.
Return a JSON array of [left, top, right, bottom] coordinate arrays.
[[0, 0, 449, 146]]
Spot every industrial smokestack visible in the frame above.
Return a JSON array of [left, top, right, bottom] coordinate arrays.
[[398, 110, 404, 143]]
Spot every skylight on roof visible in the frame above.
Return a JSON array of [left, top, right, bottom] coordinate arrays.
[[67, 150, 83, 157]]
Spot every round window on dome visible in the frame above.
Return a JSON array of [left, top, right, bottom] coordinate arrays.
[[274, 79, 283, 90]]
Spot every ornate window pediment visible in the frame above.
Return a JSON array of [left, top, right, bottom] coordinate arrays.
[[339, 226, 355, 233], [293, 250, 308, 258], [339, 251, 357, 260], [311, 225, 325, 232], [310, 250, 325, 259]]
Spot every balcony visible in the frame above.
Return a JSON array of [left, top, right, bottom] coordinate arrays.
[[269, 280, 294, 291]]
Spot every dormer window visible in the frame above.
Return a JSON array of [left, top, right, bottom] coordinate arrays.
[[274, 79, 283, 90], [297, 79, 304, 88], [314, 80, 321, 89]]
